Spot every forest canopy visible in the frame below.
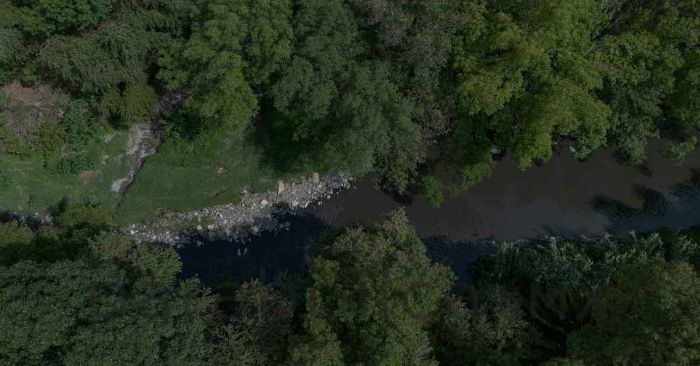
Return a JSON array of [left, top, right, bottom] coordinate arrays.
[[3, 206, 700, 364], [0, 0, 698, 199]]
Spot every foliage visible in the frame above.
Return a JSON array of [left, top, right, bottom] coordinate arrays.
[[0, 170, 11, 191], [433, 287, 536, 366], [45, 151, 96, 175], [596, 32, 681, 164], [90, 231, 182, 285], [61, 99, 99, 146], [34, 0, 116, 32], [663, 136, 698, 161], [349, 0, 463, 139], [214, 280, 294, 366], [569, 259, 700, 365], [159, 0, 292, 129], [420, 175, 445, 207], [452, 0, 610, 170], [100, 83, 157, 126], [0, 260, 215, 365], [33, 119, 66, 154], [290, 210, 454, 365], [269, 0, 425, 192], [596, 0, 700, 164], [476, 233, 700, 359]]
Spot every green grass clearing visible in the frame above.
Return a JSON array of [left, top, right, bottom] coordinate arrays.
[[0, 131, 131, 213], [115, 124, 286, 225]]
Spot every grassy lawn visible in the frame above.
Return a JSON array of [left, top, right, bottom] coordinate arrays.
[[0, 131, 131, 213], [115, 125, 282, 225], [1, 119, 306, 226], [0, 84, 308, 225]]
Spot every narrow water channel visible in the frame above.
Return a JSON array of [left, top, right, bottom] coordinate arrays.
[[179, 140, 700, 284]]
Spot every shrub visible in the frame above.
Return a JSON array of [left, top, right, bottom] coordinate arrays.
[[101, 84, 157, 126], [33, 119, 66, 154], [0, 127, 29, 156], [46, 151, 95, 175], [0, 170, 11, 191], [420, 175, 444, 207], [61, 99, 99, 147]]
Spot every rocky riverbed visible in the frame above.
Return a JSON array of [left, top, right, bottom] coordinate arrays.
[[126, 172, 353, 245]]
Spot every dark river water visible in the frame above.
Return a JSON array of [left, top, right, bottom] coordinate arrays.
[[179, 140, 700, 283]]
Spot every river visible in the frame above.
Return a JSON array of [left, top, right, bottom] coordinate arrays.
[[179, 140, 700, 284]]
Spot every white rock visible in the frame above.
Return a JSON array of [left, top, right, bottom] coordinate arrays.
[[261, 199, 269, 206], [196, 225, 203, 231]]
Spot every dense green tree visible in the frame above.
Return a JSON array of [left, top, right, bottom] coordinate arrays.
[[90, 231, 183, 285], [569, 259, 700, 365], [595, 32, 682, 163], [449, 0, 610, 186], [350, 0, 463, 139], [434, 287, 536, 366], [160, 0, 293, 129], [100, 83, 157, 126], [214, 280, 294, 366], [597, 0, 700, 163], [34, 0, 116, 32], [1, 0, 192, 111], [0, 259, 215, 365], [290, 210, 454, 365], [477, 233, 700, 359], [270, 0, 423, 192], [0, 201, 113, 265]]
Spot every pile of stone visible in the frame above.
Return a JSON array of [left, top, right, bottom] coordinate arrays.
[[126, 172, 352, 245]]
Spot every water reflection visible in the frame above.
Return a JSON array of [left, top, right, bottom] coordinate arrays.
[[177, 213, 497, 286], [594, 170, 700, 236], [178, 142, 700, 285]]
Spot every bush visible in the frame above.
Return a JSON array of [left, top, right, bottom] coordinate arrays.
[[420, 175, 444, 207], [46, 151, 95, 175], [100, 84, 157, 126], [33, 119, 66, 154], [0, 127, 29, 156], [0, 170, 11, 191], [61, 99, 99, 146]]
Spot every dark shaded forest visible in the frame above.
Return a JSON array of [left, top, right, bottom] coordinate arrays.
[[3, 204, 700, 364], [1, 0, 700, 365]]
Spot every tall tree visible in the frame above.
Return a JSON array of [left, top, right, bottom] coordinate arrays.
[[214, 280, 294, 366], [160, 0, 293, 128], [0, 259, 215, 365], [569, 259, 700, 365], [434, 287, 536, 366], [271, 0, 423, 193], [450, 0, 609, 186], [597, 0, 700, 162], [289, 210, 454, 365]]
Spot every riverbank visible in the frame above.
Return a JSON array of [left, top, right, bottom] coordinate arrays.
[[126, 172, 352, 244]]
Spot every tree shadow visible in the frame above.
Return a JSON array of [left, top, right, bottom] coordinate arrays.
[[176, 212, 329, 287], [423, 235, 496, 283], [592, 176, 700, 236]]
